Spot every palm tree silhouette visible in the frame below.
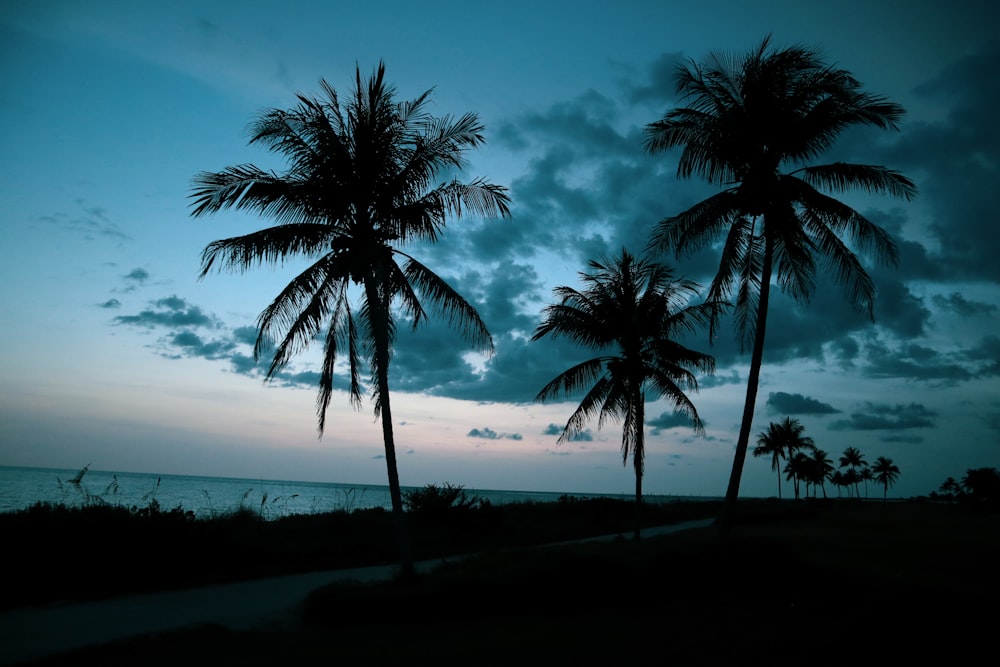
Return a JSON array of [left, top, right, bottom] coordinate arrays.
[[839, 446, 868, 499], [189, 63, 511, 578], [642, 36, 916, 528], [752, 417, 814, 499], [871, 456, 900, 502], [809, 448, 835, 498], [532, 249, 718, 539], [783, 451, 813, 500]]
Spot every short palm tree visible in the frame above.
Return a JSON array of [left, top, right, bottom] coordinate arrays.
[[752, 417, 815, 499], [839, 446, 868, 499], [190, 63, 511, 578], [532, 249, 719, 539], [809, 448, 835, 498], [783, 451, 814, 500], [871, 456, 900, 502], [938, 476, 961, 500], [643, 36, 916, 527]]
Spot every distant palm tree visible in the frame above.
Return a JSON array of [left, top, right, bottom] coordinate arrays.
[[190, 63, 511, 578], [643, 36, 916, 528], [830, 470, 847, 498], [871, 456, 900, 502], [860, 467, 874, 499], [533, 249, 719, 539], [752, 417, 815, 499], [783, 451, 813, 500], [839, 447, 868, 499], [809, 448, 835, 498], [938, 476, 961, 500]]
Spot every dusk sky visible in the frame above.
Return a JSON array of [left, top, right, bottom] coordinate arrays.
[[1, 1, 997, 500]]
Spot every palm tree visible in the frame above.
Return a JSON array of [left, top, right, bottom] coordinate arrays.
[[189, 63, 511, 578], [643, 36, 916, 528], [809, 448, 835, 498], [752, 417, 815, 499], [938, 476, 961, 500], [839, 446, 867, 499], [532, 249, 719, 539], [783, 451, 813, 500], [871, 456, 900, 502]]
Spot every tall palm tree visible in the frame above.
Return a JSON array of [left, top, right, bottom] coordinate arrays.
[[643, 36, 916, 528], [839, 446, 868, 499], [189, 63, 511, 578], [752, 417, 815, 499], [532, 249, 719, 539], [871, 456, 900, 502]]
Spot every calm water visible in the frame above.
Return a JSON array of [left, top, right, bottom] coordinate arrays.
[[0, 465, 668, 519]]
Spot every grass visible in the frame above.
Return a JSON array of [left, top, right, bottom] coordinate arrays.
[[10, 498, 1000, 665]]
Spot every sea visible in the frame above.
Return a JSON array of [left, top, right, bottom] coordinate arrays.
[[0, 465, 685, 519]]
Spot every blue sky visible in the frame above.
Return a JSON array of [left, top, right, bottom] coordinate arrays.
[[1, 0, 997, 499]]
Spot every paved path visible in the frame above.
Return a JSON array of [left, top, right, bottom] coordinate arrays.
[[0, 518, 713, 665]]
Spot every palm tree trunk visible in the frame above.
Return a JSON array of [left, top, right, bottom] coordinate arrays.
[[366, 281, 416, 581], [720, 234, 774, 535], [633, 391, 644, 541]]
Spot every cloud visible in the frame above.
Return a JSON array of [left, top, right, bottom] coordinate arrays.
[[830, 402, 937, 431], [124, 268, 149, 285], [932, 293, 999, 318], [543, 423, 593, 441], [467, 427, 523, 441], [112, 295, 219, 329], [648, 411, 699, 435], [888, 42, 1000, 282], [98, 298, 121, 309], [766, 392, 840, 415]]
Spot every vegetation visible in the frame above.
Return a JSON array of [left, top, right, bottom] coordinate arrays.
[[752, 417, 815, 499], [643, 37, 917, 529], [13, 500, 999, 664], [189, 63, 511, 578], [932, 467, 1000, 505], [749, 429, 903, 502], [0, 491, 720, 612], [532, 249, 719, 539]]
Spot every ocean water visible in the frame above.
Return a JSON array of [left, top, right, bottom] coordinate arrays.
[[0, 465, 649, 519]]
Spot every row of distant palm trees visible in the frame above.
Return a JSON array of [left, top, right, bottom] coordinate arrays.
[[190, 37, 915, 574], [752, 417, 901, 501]]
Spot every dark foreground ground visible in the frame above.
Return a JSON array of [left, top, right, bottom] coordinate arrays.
[[7, 498, 999, 665]]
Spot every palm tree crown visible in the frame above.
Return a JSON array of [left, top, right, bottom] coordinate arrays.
[[190, 63, 511, 577], [532, 249, 719, 538], [643, 36, 916, 524]]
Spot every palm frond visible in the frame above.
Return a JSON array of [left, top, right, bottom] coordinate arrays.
[[198, 223, 334, 277], [401, 254, 494, 354]]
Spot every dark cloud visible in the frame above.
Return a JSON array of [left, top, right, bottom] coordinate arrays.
[[829, 402, 937, 431], [861, 339, 975, 383], [543, 423, 593, 441], [648, 411, 699, 435], [124, 268, 149, 284], [766, 392, 840, 415], [98, 298, 121, 309], [467, 427, 522, 441], [113, 295, 218, 329], [933, 293, 999, 318], [888, 42, 1000, 282]]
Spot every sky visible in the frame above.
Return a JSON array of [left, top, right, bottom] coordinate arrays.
[[1, 0, 998, 500]]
